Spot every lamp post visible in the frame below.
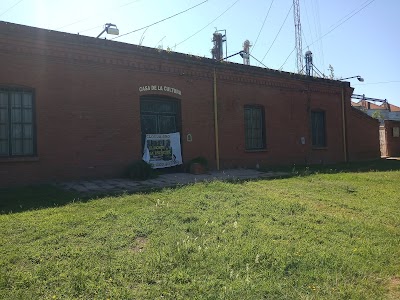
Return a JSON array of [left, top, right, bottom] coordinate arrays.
[[340, 75, 364, 82], [96, 23, 119, 38]]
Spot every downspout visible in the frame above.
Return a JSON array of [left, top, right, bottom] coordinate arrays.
[[341, 86, 348, 162], [213, 68, 220, 170]]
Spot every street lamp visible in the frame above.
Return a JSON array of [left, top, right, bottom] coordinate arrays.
[[340, 75, 364, 82], [96, 23, 119, 38]]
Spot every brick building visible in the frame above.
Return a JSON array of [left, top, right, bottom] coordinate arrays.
[[352, 99, 400, 122], [380, 120, 400, 157], [0, 22, 380, 187]]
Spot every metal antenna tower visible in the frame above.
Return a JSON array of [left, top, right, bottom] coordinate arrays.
[[293, 0, 303, 73]]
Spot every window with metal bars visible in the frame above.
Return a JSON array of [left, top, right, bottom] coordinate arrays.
[[0, 87, 36, 157], [244, 105, 265, 150], [311, 110, 326, 147]]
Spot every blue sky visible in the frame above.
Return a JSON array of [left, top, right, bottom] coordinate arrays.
[[1, 0, 399, 106]]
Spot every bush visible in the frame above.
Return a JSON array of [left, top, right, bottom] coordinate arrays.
[[126, 160, 157, 181]]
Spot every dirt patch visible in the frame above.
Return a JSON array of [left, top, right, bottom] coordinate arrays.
[[388, 276, 400, 300], [131, 237, 148, 253]]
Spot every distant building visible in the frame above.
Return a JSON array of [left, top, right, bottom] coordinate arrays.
[[352, 100, 400, 157], [352, 100, 400, 122], [380, 120, 400, 157]]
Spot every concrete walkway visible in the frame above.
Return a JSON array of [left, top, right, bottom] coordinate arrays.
[[56, 169, 289, 195]]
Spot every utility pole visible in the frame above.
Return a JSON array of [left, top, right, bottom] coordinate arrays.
[[293, 0, 303, 73]]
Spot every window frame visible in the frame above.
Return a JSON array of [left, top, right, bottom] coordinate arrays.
[[311, 110, 327, 148], [244, 105, 266, 151], [0, 86, 37, 158]]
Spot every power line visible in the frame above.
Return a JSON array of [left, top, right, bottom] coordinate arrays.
[[260, 3, 293, 65], [326, 0, 371, 32], [251, 0, 275, 54], [244, 53, 267, 68], [112, 0, 208, 40], [312, 0, 324, 71], [78, 25, 103, 34], [353, 80, 400, 86], [306, 0, 376, 48], [174, 0, 240, 49], [302, 31, 309, 50], [302, 0, 315, 48], [0, 0, 24, 18], [279, 46, 296, 70], [155, 36, 166, 48], [55, 0, 141, 31], [219, 51, 268, 69]]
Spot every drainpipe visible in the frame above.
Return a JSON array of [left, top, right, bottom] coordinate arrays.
[[213, 68, 220, 170], [341, 87, 348, 162]]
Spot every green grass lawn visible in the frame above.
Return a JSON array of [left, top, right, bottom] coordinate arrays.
[[1, 165, 400, 299]]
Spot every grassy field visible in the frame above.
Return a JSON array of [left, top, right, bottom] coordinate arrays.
[[1, 162, 400, 299]]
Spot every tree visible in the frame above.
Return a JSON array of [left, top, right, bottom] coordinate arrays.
[[371, 110, 385, 122]]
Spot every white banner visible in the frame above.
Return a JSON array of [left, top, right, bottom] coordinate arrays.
[[142, 133, 183, 169]]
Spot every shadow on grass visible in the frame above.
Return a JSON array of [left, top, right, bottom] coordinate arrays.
[[2, 159, 399, 215], [0, 185, 83, 215], [261, 158, 400, 176], [0, 183, 172, 215]]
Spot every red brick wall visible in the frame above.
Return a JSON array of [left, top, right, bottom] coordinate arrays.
[[347, 105, 380, 161], [216, 75, 346, 168], [0, 22, 379, 187], [0, 22, 219, 186], [384, 120, 400, 157]]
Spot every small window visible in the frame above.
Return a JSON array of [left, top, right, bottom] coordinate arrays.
[[311, 111, 326, 147], [393, 127, 399, 138], [244, 105, 265, 150], [0, 87, 36, 157]]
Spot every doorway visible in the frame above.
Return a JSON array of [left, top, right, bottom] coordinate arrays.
[[140, 95, 181, 151], [379, 125, 388, 157]]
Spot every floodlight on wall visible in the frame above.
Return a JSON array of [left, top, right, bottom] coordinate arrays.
[[340, 75, 364, 82], [96, 23, 119, 38]]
